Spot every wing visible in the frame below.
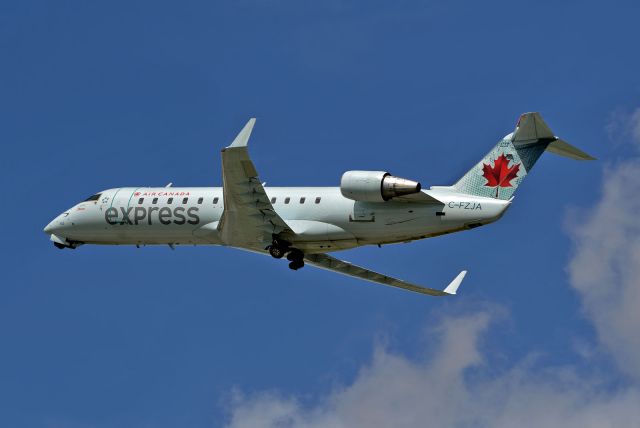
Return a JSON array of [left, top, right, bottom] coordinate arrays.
[[304, 253, 466, 296], [218, 119, 294, 249]]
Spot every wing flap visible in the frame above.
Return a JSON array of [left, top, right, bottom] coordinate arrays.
[[305, 253, 466, 296]]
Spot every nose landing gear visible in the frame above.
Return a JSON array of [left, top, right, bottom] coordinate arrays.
[[52, 240, 80, 250]]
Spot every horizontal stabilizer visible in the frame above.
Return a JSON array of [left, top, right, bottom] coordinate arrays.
[[513, 112, 554, 142], [546, 139, 596, 160], [513, 112, 595, 160]]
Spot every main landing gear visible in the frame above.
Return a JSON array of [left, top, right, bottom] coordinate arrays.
[[267, 239, 305, 270], [286, 249, 304, 270], [268, 244, 286, 259]]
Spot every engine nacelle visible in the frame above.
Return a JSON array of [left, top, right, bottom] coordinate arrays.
[[340, 170, 422, 202]]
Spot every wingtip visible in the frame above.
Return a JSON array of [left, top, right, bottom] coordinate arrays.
[[228, 118, 257, 148], [443, 270, 467, 295]]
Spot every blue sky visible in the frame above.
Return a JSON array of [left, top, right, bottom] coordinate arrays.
[[2, 1, 640, 426]]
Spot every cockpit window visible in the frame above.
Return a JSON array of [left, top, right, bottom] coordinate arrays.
[[83, 193, 101, 202]]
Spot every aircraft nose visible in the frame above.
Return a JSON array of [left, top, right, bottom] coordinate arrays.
[[44, 212, 69, 235], [44, 219, 58, 234]]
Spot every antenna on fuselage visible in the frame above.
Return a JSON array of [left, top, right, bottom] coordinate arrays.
[[165, 182, 173, 188]]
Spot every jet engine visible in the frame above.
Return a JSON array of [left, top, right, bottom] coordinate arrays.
[[340, 170, 422, 202]]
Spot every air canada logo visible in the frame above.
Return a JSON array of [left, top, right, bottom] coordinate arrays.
[[482, 153, 520, 198]]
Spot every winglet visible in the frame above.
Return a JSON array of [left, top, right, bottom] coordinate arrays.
[[228, 118, 256, 148], [443, 270, 467, 295]]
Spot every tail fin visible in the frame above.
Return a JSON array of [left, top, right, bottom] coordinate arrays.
[[451, 112, 595, 200]]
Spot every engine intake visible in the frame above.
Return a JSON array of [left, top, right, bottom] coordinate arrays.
[[340, 170, 421, 202]]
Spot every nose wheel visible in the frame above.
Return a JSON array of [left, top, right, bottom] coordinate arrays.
[[52, 241, 79, 250]]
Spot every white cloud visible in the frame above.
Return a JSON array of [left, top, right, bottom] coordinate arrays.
[[567, 165, 640, 378], [224, 311, 640, 428], [567, 105, 640, 378], [606, 107, 640, 150]]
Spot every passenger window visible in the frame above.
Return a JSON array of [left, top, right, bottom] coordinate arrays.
[[284, 197, 290, 204], [182, 197, 188, 204], [300, 197, 306, 204], [197, 197, 203, 204], [152, 198, 158, 204], [271, 197, 276, 204], [138, 198, 144, 204], [213, 197, 219, 204], [167, 198, 173, 204], [315, 197, 321, 204]]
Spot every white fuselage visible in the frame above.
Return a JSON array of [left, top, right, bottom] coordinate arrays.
[[45, 186, 510, 253]]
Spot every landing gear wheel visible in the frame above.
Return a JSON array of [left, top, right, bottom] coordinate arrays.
[[286, 249, 304, 262], [288, 260, 305, 270], [268, 245, 285, 259], [286, 248, 304, 270]]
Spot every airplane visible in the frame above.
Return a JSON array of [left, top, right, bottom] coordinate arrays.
[[43, 112, 595, 296]]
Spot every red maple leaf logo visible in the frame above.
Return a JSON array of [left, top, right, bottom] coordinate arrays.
[[482, 153, 520, 197]]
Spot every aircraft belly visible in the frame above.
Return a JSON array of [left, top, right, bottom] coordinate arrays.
[[79, 228, 199, 245], [336, 203, 445, 243], [287, 220, 358, 252]]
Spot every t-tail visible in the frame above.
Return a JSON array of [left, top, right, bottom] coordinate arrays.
[[451, 112, 595, 200]]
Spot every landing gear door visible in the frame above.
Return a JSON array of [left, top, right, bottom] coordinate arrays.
[[349, 201, 376, 222]]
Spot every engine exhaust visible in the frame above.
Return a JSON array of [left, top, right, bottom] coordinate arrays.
[[381, 175, 421, 200]]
